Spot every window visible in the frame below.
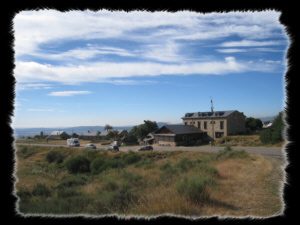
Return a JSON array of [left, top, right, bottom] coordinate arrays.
[[184, 122, 187, 125], [215, 132, 224, 138], [220, 121, 224, 130], [197, 122, 201, 129], [204, 121, 207, 129]]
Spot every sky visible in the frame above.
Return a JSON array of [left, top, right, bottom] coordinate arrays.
[[12, 10, 289, 128]]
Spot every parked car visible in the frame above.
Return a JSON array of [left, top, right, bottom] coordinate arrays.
[[138, 146, 153, 151], [86, 143, 97, 149], [107, 145, 119, 151]]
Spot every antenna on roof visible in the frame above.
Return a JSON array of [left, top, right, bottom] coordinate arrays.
[[210, 96, 214, 112]]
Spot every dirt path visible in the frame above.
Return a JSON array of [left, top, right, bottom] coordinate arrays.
[[203, 155, 286, 217]]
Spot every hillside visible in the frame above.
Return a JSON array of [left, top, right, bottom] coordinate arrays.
[[13, 122, 175, 138]]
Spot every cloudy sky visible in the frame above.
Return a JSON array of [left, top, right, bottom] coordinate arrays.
[[13, 10, 288, 128]]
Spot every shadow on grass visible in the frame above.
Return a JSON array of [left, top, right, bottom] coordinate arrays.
[[207, 199, 240, 211]]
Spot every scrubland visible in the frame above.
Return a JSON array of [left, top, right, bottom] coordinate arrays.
[[14, 145, 285, 218]]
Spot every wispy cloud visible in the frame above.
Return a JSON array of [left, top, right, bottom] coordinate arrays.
[[48, 91, 92, 96], [27, 108, 55, 112], [17, 83, 53, 90], [14, 57, 280, 84], [219, 40, 286, 47]]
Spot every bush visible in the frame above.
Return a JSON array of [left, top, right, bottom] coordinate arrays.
[[91, 157, 121, 174], [46, 148, 64, 163], [176, 175, 216, 204], [159, 162, 172, 171], [58, 175, 88, 189], [16, 188, 32, 200], [31, 183, 51, 197], [109, 182, 138, 212], [65, 155, 90, 174], [134, 159, 155, 169], [103, 180, 118, 191], [123, 152, 142, 165], [90, 158, 105, 174], [57, 187, 80, 198], [259, 129, 272, 144], [175, 157, 194, 172]]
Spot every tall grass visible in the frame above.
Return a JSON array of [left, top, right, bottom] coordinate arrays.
[[17, 145, 275, 216]]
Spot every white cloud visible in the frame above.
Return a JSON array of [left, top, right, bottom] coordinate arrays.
[[219, 40, 286, 47], [27, 108, 55, 112], [14, 57, 256, 83], [14, 10, 284, 59], [17, 83, 53, 90], [48, 91, 92, 96]]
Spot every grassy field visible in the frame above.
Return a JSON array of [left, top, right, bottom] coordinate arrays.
[[14, 145, 285, 218]]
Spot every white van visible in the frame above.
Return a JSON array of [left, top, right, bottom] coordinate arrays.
[[67, 138, 80, 147]]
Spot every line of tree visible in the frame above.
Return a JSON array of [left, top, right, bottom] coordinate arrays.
[[259, 111, 284, 144], [129, 120, 159, 140], [245, 117, 263, 132]]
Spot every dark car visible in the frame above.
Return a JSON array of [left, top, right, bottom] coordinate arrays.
[[86, 143, 97, 149], [107, 145, 119, 151], [138, 146, 153, 151]]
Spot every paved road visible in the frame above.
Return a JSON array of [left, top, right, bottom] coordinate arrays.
[[15, 142, 285, 158]]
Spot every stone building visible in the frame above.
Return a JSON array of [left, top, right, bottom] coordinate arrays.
[[181, 110, 246, 140]]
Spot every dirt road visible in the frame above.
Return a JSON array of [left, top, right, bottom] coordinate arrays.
[[15, 142, 285, 158]]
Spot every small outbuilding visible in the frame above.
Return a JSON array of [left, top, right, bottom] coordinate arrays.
[[121, 135, 138, 146]]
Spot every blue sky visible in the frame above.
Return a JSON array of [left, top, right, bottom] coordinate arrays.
[[13, 10, 288, 128]]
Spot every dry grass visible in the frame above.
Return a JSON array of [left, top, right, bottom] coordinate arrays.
[[14, 145, 285, 218]]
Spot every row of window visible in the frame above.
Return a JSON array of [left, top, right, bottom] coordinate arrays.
[[185, 121, 224, 130]]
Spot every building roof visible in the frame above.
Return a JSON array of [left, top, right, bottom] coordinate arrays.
[[83, 131, 100, 136], [181, 110, 238, 119], [100, 129, 126, 136], [154, 125, 203, 135], [49, 131, 65, 136]]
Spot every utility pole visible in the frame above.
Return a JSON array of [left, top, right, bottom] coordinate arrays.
[[210, 96, 215, 141]]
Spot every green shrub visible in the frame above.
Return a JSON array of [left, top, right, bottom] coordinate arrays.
[[176, 175, 216, 204], [175, 157, 194, 172], [259, 129, 272, 144], [123, 152, 142, 165], [57, 187, 80, 198], [46, 148, 64, 163], [109, 181, 138, 212], [103, 180, 118, 191], [91, 157, 121, 174], [134, 159, 155, 169], [58, 175, 88, 189], [16, 188, 32, 200], [159, 162, 172, 171], [90, 157, 105, 174], [196, 163, 219, 177], [31, 183, 51, 197], [65, 155, 90, 174]]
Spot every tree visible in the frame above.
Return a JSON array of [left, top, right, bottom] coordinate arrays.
[[259, 111, 284, 144], [129, 120, 158, 140], [96, 131, 100, 140], [105, 124, 113, 131], [60, 132, 70, 140], [246, 117, 263, 132], [271, 111, 284, 144]]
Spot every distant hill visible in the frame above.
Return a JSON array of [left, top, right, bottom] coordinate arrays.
[[13, 122, 178, 138], [259, 115, 277, 122]]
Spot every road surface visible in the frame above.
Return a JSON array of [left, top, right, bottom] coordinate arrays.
[[15, 142, 285, 158]]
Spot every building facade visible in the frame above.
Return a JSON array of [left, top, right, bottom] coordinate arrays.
[[181, 110, 246, 140], [153, 125, 207, 147]]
